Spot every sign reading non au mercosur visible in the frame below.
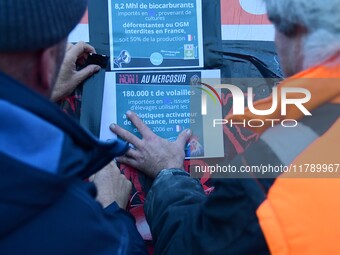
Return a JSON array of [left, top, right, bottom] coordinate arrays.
[[108, 0, 203, 70], [100, 70, 224, 159]]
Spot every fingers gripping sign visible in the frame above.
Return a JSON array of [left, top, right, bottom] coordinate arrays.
[[52, 42, 101, 102], [110, 111, 192, 178]]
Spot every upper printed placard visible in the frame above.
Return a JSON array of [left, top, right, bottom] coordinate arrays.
[[108, 0, 204, 70]]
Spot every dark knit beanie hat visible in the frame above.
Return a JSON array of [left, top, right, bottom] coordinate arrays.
[[0, 0, 87, 51]]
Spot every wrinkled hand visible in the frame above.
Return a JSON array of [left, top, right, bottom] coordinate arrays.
[[91, 162, 132, 209], [110, 111, 191, 179], [52, 42, 101, 102]]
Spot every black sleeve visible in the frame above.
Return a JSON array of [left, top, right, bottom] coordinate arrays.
[[144, 169, 270, 255]]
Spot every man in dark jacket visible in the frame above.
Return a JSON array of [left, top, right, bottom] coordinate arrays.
[[0, 0, 147, 254]]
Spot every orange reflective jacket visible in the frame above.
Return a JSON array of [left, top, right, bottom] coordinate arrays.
[[255, 62, 340, 255]]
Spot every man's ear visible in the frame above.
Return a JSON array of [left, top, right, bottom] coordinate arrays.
[[38, 45, 59, 94]]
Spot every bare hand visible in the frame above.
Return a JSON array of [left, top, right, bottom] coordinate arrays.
[[91, 162, 132, 209], [110, 111, 191, 179], [52, 42, 101, 102]]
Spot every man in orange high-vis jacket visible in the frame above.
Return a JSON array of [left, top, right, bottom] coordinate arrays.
[[110, 0, 340, 254]]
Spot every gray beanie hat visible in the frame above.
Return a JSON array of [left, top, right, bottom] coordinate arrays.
[[0, 0, 87, 51]]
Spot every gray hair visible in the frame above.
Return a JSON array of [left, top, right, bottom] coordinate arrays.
[[266, 0, 340, 69]]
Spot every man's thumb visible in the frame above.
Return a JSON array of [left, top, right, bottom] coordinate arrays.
[[177, 129, 192, 148]]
